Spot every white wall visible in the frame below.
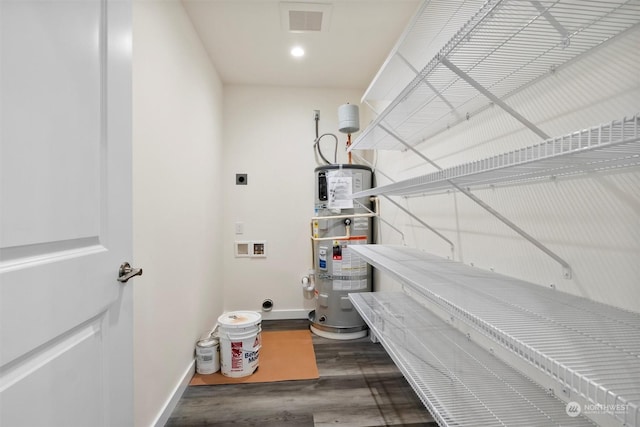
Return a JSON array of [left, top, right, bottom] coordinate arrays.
[[132, 1, 224, 426], [222, 85, 364, 317], [373, 26, 640, 312]]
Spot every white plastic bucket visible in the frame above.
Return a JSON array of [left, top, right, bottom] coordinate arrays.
[[217, 311, 262, 378]]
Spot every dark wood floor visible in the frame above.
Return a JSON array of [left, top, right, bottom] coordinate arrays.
[[166, 319, 437, 426]]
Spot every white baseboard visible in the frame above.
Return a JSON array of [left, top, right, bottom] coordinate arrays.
[[153, 359, 195, 427], [260, 308, 309, 320]]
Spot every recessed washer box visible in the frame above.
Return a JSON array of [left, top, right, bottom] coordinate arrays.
[[234, 241, 250, 257], [251, 241, 267, 258], [234, 241, 267, 258]]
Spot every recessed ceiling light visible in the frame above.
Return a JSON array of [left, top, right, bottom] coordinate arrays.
[[291, 46, 305, 57]]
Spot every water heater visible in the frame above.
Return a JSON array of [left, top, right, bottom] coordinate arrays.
[[309, 164, 373, 339]]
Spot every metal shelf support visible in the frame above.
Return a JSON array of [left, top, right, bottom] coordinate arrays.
[[353, 198, 407, 245], [376, 121, 572, 278], [350, 154, 407, 244], [450, 185, 572, 279], [530, 0, 570, 46], [398, 52, 458, 113], [379, 124, 442, 170], [382, 195, 454, 258], [440, 58, 551, 140]]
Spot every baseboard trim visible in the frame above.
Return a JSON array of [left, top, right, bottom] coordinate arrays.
[[152, 359, 194, 427], [260, 308, 309, 320]]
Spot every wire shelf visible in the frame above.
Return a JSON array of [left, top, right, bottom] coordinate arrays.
[[352, 0, 640, 151], [362, 0, 487, 107], [352, 114, 640, 198], [350, 245, 640, 427], [350, 292, 595, 427]]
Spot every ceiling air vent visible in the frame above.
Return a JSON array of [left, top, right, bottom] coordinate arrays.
[[280, 2, 333, 33], [289, 10, 323, 32]]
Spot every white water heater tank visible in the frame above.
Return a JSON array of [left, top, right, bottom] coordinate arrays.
[[310, 164, 373, 340], [338, 104, 359, 134]]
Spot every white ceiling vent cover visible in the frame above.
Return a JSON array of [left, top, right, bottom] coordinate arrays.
[[289, 10, 323, 32], [280, 2, 333, 33]]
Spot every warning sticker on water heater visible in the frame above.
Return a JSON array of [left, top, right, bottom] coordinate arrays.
[[332, 240, 367, 276], [326, 172, 353, 209]]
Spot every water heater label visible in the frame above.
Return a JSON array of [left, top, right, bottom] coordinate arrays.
[[326, 171, 353, 209], [353, 217, 369, 231], [318, 247, 327, 270], [333, 279, 368, 291], [331, 240, 367, 276], [353, 173, 363, 193]]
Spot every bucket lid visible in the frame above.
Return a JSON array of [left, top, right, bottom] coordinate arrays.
[[217, 311, 261, 328]]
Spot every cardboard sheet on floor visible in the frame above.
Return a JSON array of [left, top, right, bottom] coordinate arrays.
[[190, 329, 319, 385]]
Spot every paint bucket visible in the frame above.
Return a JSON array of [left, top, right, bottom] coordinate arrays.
[[217, 311, 262, 378], [196, 336, 220, 374]]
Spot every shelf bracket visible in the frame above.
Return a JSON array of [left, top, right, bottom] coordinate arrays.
[[378, 121, 571, 278], [440, 58, 551, 140], [530, 1, 571, 47], [382, 195, 455, 259], [379, 124, 442, 169], [355, 148, 453, 253], [450, 184, 572, 279], [353, 198, 407, 245], [351, 154, 408, 245], [352, 152, 396, 184], [375, 213, 407, 246], [397, 53, 458, 114]]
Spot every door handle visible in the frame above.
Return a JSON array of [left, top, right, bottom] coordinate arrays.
[[118, 262, 143, 283]]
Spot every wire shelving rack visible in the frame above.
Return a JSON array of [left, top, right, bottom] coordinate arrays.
[[352, 114, 640, 198], [350, 291, 596, 427], [351, 0, 640, 151], [350, 244, 640, 427]]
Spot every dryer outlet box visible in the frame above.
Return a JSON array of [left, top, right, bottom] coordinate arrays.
[[236, 174, 248, 185]]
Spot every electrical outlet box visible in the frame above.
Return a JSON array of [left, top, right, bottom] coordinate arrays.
[[251, 241, 267, 257]]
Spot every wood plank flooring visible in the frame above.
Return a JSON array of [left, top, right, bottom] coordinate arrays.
[[166, 319, 437, 426]]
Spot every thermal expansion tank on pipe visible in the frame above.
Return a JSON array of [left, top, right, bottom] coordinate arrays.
[[338, 104, 359, 134], [310, 164, 372, 339]]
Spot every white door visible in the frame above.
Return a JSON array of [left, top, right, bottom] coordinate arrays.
[[0, 0, 134, 426]]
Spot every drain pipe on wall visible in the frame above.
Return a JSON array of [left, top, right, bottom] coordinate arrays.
[[261, 299, 274, 312]]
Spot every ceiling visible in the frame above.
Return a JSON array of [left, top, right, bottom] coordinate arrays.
[[181, 0, 421, 91]]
